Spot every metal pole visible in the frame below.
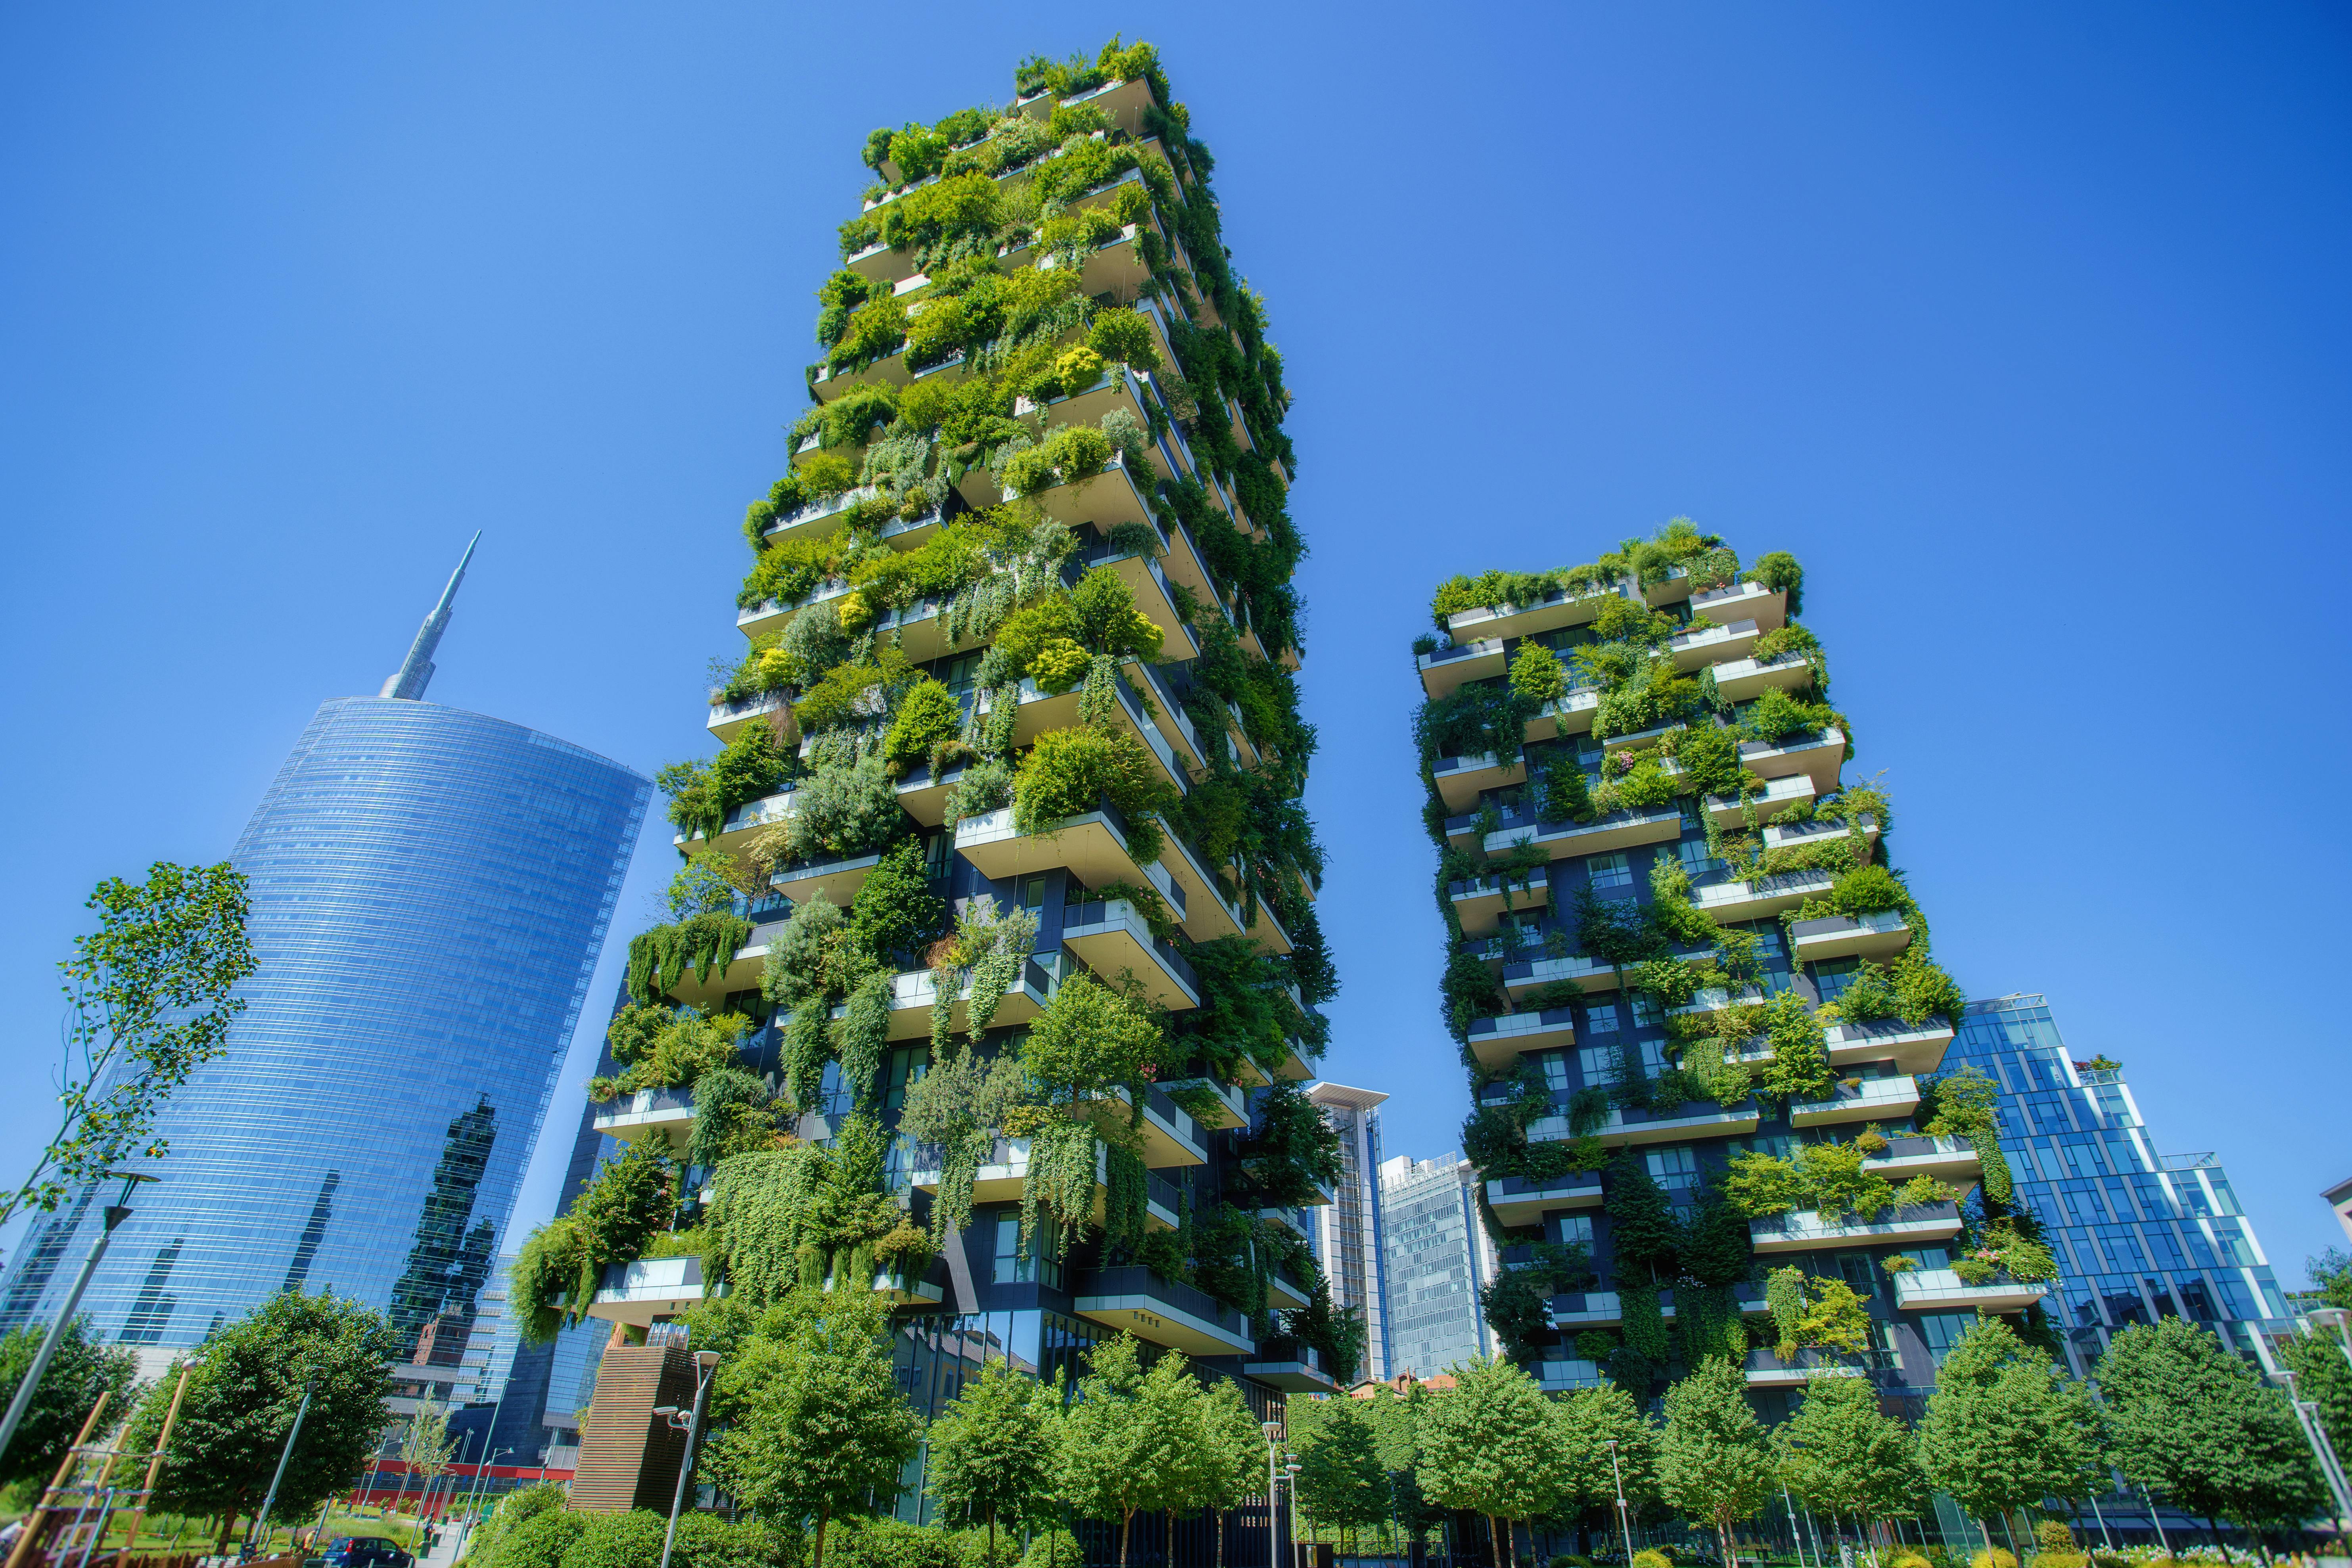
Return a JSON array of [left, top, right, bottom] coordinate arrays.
[[247, 1380, 317, 1556], [2086, 1490, 2113, 1552], [657, 1353, 719, 1568], [2277, 1373, 2352, 1524], [6, 1391, 112, 1568], [110, 1362, 194, 1568], [0, 1177, 149, 1467], [1607, 1442, 1635, 1567], [1783, 1483, 1808, 1568]]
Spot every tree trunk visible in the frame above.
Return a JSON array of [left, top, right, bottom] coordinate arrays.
[[813, 1509, 832, 1568], [1121, 1507, 1135, 1568], [1215, 1500, 1225, 1568], [988, 1513, 997, 1568]]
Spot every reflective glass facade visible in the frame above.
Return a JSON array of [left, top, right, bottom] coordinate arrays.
[[1377, 1153, 1497, 1379], [0, 697, 648, 1355]]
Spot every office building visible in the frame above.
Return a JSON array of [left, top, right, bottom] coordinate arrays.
[[1307, 1082, 1391, 1383], [1378, 1153, 1498, 1379], [0, 541, 650, 1365], [1947, 994, 2296, 1375], [1418, 528, 2020, 1415], [2325, 1177, 2352, 1246], [512, 42, 1334, 1539]]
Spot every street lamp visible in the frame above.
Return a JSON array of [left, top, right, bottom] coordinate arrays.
[[2305, 1307, 2352, 1372], [1285, 1461, 1303, 1568], [1261, 1421, 1282, 1568], [652, 1350, 721, 1568], [1605, 1440, 1635, 1566], [248, 1376, 320, 1558], [2270, 1369, 2352, 1527], [0, 1172, 156, 1465]]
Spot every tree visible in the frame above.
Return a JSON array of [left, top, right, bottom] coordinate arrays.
[[2281, 1329, 2352, 1473], [1551, 1383, 1660, 1545], [1058, 1334, 1160, 1568], [399, 1398, 460, 1520], [698, 1296, 922, 1568], [927, 1359, 1062, 1568], [1916, 1317, 2099, 1553], [1775, 1373, 1919, 1553], [8, 863, 255, 1227], [2096, 1317, 2327, 1542], [1195, 1376, 1270, 1568], [0, 1316, 140, 1488], [117, 1290, 397, 1550], [1295, 1396, 1390, 1554], [2309, 1248, 2352, 1313], [1656, 1355, 1776, 1566], [1416, 1355, 1571, 1568]]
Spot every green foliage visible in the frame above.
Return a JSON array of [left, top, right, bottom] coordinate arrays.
[[1748, 551, 1805, 614], [2097, 1316, 2327, 1532], [1917, 1317, 2101, 1530], [1603, 1153, 1681, 1277], [599, 1006, 752, 1096], [926, 1359, 1062, 1560], [786, 758, 906, 863], [484, 1508, 587, 1568], [882, 678, 963, 777], [458, 1482, 566, 1568], [1775, 1374, 1919, 1522], [849, 840, 948, 966], [1508, 643, 1567, 703], [15, 861, 255, 1225], [1087, 309, 1162, 371], [1237, 1078, 1344, 1204], [0, 1316, 140, 1488], [688, 1066, 778, 1169], [663, 723, 793, 844], [117, 1291, 397, 1528], [624, 915, 755, 1005], [1657, 1355, 1778, 1564], [1415, 1355, 1574, 1534], [1012, 725, 1172, 864]]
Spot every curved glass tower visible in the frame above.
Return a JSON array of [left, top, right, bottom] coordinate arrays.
[[0, 546, 650, 1357]]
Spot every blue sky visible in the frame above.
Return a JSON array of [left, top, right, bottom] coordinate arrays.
[[3, 3, 2347, 1286]]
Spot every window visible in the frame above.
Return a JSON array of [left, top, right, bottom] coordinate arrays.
[[1582, 1001, 1622, 1036], [1586, 853, 1633, 891], [923, 832, 951, 881], [1675, 839, 1723, 882], [1916, 1311, 1977, 1361], [1645, 1146, 1698, 1187], [1538, 1052, 1572, 1095], [882, 1045, 929, 1114], [941, 653, 986, 696], [1021, 876, 1051, 910], [1552, 1214, 1595, 1247], [1836, 1253, 1875, 1295], [1810, 956, 1861, 1004], [1628, 992, 1662, 1027], [993, 1213, 1062, 1287]]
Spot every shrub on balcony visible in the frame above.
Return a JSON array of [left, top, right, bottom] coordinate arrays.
[[1012, 726, 1171, 863], [1747, 550, 1805, 614], [595, 1005, 754, 1098], [1237, 1079, 1343, 1206], [782, 757, 905, 863], [1508, 644, 1566, 703], [623, 913, 755, 1005]]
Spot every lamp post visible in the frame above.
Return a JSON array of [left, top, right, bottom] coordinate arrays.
[[2306, 1307, 2352, 1372], [461, 1448, 515, 1540], [1285, 1461, 1303, 1568], [0, 1173, 156, 1466], [1781, 1481, 1808, 1568], [247, 1376, 319, 1558], [1605, 1440, 1635, 1566], [651, 1350, 721, 1568], [1262, 1421, 1282, 1568], [2271, 1369, 2352, 1527]]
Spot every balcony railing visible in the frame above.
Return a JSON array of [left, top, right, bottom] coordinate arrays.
[[1064, 899, 1200, 997]]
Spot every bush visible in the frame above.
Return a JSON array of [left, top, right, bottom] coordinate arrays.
[[559, 1512, 667, 1568], [1012, 726, 1171, 863], [787, 758, 904, 862], [1508, 644, 1565, 703], [830, 1518, 967, 1568], [459, 1484, 567, 1568], [1087, 309, 1162, 370], [883, 679, 962, 776], [1631, 1551, 1673, 1568], [491, 1511, 588, 1568], [1888, 1555, 1932, 1568], [1969, 1552, 2017, 1568], [1015, 1530, 1079, 1568], [669, 1514, 797, 1568]]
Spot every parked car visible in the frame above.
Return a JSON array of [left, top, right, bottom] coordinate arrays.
[[322, 1537, 414, 1568]]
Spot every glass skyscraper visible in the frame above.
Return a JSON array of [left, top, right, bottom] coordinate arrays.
[[1378, 1152, 1498, 1379], [1947, 993, 2296, 1376], [0, 544, 650, 1360], [1308, 1083, 1392, 1384]]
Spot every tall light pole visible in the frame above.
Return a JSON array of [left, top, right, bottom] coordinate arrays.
[[1605, 1440, 1635, 1566], [248, 1377, 319, 1557], [651, 1350, 720, 1568], [2271, 1369, 2352, 1528], [1262, 1421, 1282, 1568], [0, 1173, 155, 1466]]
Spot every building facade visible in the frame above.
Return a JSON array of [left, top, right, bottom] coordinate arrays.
[[522, 41, 1338, 1536], [1378, 1152, 1497, 1379], [1947, 993, 2296, 1376], [1417, 529, 2029, 1417], [1307, 1082, 1390, 1383], [0, 549, 650, 1365]]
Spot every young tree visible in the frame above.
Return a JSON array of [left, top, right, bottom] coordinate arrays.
[[1416, 1356, 1572, 1568], [1551, 1382, 1660, 1547], [1138, 1349, 1216, 1568], [0, 1317, 140, 1488], [2281, 1329, 2352, 1468], [1916, 1317, 2100, 1553], [1775, 1373, 1919, 1555], [1657, 1355, 1777, 1567], [398, 1397, 459, 1521], [117, 1290, 397, 1551], [2096, 1317, 2327, 1543], [1195, 1376, 1270, 1568], [698, 1295, 922, 1568], [8, 863, 255, 1227], [1060, 1334, 1193, 1568], [927, 1359, 1062, 1568], [1296, 1396, 1390, 1555]]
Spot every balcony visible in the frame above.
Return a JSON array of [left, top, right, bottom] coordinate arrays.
[[1689, 580, 1787, 633], [1535, 1358, 1611, 1392], [1060, 899, 1201, 1010], [1891, 1268, 2051, 1314], [1531, 687, 1604, 740], [1484, 806, 1684, 861], [910, 1136, 1179, 1232], [1739, 728, 1846, 795], [1791, 910, 1913, 963], [1090, 1083, 1208, 1169], [1265, 1269, 1313, 1312], [1762, 815, 1879, 856], [706, 692, 797, 748], [1431, 751, 1525, 813], [1163, 1076, 1248, 1131], [1669, 985, 1769, 1018], [1417, 636, 1507, 700], [1485, 1170, 1604, 1227], [756, 485, 870, 548], [828, 1268, 946, 1308], [1825, 1016, 1955, 1074], [1862, 1134, 1981, 1187], [1500, 949, 1622, 1001], [954, 805, 1186, 925], [1691, 870, 1835, 923], [1710, 653, 1815, 703], [663, 918, 788, 1008], [1601, 719, 1685, 755], [1066, 516, 1200, 659], [1667, 617, 1763, 671], [1465, 1007, 1577, 1069], [1445, 586, 1622, 645], [1705, 773, 1815, 826], [1257, 1205, 1311, 1238], [1448, 872, 1548, 936], [1074, 1265, 1254, 1356], [1748, 1201, 1963, 1255], [674, 786, 796, 857], [1122, 656, 1213, 776], [770, 848, 886, 911], [589, 1256, 721, 1325], [591, 1087, 696, 1151], [1545, 1291, 1623, 1328], [1742, 1347, 1880, 1386], [1015, 448, 1158, 538], [1788, 1073, 1921, 1127], [1244, 1337, 1339, 1392], [863, 959, 1058, 1041], [972, 665, 1189, 795], [893, 759, 965, 828], [1530, 1098, 1762, 1147]]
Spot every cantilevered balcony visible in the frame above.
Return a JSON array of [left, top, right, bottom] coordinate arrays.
[[1791, 910, 1913, 963], [910, 1137, 1179, 1232], [1485, 1170, 1604, 1227], [1742, 1348, 1881, 1386], [1667, 618, 1762, 671], [1244, 1338, 1340, 1394], [1738, 728, 1846, 795], [1265, 1269, 1313, 1312], [1484, 806, 1685, 861], [756, 485, 870, 549], [1060, 899, 1201, 1010], [1788, 1073, 1921, 1128], [1669, 985, 1769, 1019], [1257, 1204, 1311, 1238], [1465, 1007, 1577, 1069], [973, 666, 1188, 794], [663, 918, 790, 1008], [826, 1267, 946, 1307], [1065, 517, 1200, 658], [674, 787, 797, 858], [1016, 448, 1158, 540], [770, 848, 886, 911], [707, 692, 797, 747], [1417, 636, 1507, 700], [1530, 687, 1604, 740], [1762, 815, 1879, 857], [1704, 773, 1815, 826], [1074, 1265, 1254, 1356], [1529, 1097, 1762, 1147], [1891, 1268, 2050, 1314], [1535, 1358, 1612, 1393], [1825, 1016, 1955, 1074], [1600, 719, 1685, 755], [1545, 1291, 1624, 1328], [1163, 1076, 1248, 1131], [1689, 870, 1835, 923], [1448, 872, 1548, 936], [1499, 948, 1624, 1000], [1445, 585, 1621, 645], [1689, 580, 1787, 633], [1431, 751, 1525, 813], [589, 1256, 721, 1325], [954, 805, 1187, 926], [1086, 1084, 1208, 1168], [861, 960, 1058, 1041], [591, 1086, 696, 1151], [1710, 653, 1815, 703], [1748, 1201, 1962, 1255], [1861, 1134, 1981, 1187]]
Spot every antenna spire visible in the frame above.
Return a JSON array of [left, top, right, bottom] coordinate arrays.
[[379, 533, 481, 701]]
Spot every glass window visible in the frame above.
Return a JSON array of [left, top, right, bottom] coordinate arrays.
[[882, 1045, 929, 1114], [1538, 1052, 1572, 1095], [1021, 876, 1051, 910], [1577, 1045, 1620, 1084], [1645, 1146, 1698, 1185], [1582, 1001, 1622, 1035], [1552, 1214, 1595, 1247], [1675, 839, 1723, 881], [992, 1213, 1064, 1288], [1587, 853, 1633, 891], [1811, 956, 1861, 1004], [941, 654, 985, 696]]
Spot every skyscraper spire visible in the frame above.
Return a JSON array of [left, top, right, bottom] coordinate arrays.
[[379, 532, 480, 701]]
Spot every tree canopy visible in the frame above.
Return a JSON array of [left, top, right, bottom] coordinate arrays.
[[1916, 1317, 2099, 1547], [1657, 1356, 1776, 1567], [2096, 1317, 2326, 1535], [0, 1316, 140, 1489]]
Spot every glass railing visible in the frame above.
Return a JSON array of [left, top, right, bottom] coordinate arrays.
[[1064, 901, 1199, 995], [1077, 1265, 1248, 1337]]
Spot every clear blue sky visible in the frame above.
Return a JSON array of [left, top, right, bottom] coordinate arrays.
[[4, 4, 2347, 1286]]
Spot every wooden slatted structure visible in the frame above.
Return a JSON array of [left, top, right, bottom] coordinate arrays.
[[567, 1326, 695, 1514]]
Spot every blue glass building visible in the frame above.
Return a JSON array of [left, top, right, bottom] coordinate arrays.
[[0, 546, 649, 1359]]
